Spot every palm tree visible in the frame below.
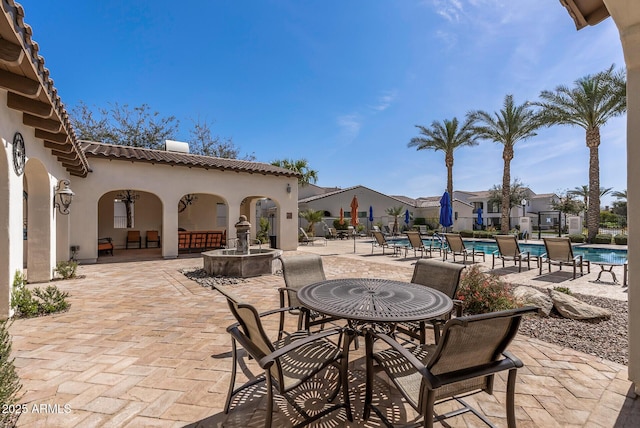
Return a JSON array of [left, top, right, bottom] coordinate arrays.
[[487, 179, 529, 217], [568, 185, 614, 224], [299, 209, 324, 235], [468, 95, 542, 233], [612, 189, 627, 200], [386, 206, 405, 235], [271, 158, 319, 187], [407, 117, 478, 198], [537, 65, 626, 242]]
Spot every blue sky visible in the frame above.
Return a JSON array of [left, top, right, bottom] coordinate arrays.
[[21, 0, 626, 206]]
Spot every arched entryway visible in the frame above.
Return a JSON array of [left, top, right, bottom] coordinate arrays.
[[97, 189, 163, 256]]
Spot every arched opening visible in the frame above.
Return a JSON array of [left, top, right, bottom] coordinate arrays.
[[177, 193, 228, 255], [253, 196, 281, 248], [23, 159, 52, 283], [97, 189, 163, 256]]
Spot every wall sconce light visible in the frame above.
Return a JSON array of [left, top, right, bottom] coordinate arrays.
[[54, 179, 74, 215], [286, 183, 291, 194]]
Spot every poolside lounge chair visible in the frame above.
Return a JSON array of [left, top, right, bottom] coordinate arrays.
[[492, 234, 538, 272], [395, 259, 465, 344], [417, 225, 428, 235], [371, 230, 401, 255], [403, 231, 439, 258], [540, 237, 590, 279], [443, 233, 485, 264], [218, 286, 352, 427], [298, 227, 327, 246], [327, 227, 338, 239], [365, 306, 538, 428]]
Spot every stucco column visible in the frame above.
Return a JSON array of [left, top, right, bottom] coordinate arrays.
[[162, 204, 178, 259], [603, 0, 640, 394]]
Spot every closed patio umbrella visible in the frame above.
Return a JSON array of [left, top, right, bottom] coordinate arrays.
[[439, 191, 453, 231], [477, 207, 483, 229], [404, 209, 410, 227], [368, 205, 374, 234], [339, 207, 344, 225], [350, 196, 359, 252]]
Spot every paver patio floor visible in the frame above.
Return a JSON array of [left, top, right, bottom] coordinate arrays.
[[8, 238, 639, 427]]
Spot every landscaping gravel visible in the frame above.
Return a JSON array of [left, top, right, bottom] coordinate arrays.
[[518, 287, 628, 365]]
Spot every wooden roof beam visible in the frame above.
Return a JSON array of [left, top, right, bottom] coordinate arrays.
[[35, 128, 68, 144], [0, 38, 24, 66], [7, 92, 52, 117], [51, 149, 78, 160], [0, 68, 40, 97], [23, 113, 62, 133], [44, 140, 73, 152]]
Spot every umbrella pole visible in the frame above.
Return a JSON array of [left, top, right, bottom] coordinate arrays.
[[353, 232, 356, 253]]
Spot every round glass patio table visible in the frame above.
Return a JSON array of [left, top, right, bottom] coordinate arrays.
[[297, 278, 453, 326]]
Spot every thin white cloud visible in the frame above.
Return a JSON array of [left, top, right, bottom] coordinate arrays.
[[369, 90, 398, 112], [432, 0, 464, 22], [337, 114, 362, 138]]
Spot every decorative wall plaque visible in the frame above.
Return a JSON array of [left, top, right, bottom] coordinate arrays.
[[12, 132, 25, 175]]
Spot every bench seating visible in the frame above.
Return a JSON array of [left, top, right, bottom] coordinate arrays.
[[178, 230, 227, 252]]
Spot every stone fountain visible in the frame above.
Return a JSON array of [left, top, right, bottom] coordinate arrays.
[[202, 215, 281, 277]]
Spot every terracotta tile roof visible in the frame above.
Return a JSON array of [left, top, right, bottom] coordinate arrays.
[[2, 1, 89, 176], [80, 141, 302, 178]]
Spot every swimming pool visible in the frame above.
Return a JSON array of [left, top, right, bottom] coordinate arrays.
[[389, 238, 628, 264]]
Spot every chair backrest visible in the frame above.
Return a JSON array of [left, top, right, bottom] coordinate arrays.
[[494, 234, 520, 258], [216, 286, 278, 378], [372, 230, 387, 246], [372, 225, 381, 232], [418, 225, 428, 234], [424, 306, 538, 401], [299, 227, 310, 240], [411, 259, 465, 298], [405, 231, 424, 249], [280, 255, 326, 308], [543, 237, 574, 262], [127, 230, 140, 241], [328, 227, 337, 237], [147, 230, 159, 241], [443, 233, 465, 252]]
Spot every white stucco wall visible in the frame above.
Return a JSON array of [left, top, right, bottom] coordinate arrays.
[[0, 89, 72, 316]]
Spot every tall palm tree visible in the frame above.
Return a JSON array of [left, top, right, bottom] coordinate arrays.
[[407, 117, 478, 198], [537, 65, 626, 242], [468, 95, 542, 233], [271, 158, 319, 187]]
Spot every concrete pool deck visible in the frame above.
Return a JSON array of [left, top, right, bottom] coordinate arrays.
[[8, 237, 637, 427]]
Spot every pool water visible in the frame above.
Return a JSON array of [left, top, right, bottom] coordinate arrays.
[[390, 238, 627, 264]]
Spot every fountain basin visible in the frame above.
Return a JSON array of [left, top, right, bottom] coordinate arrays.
[[202, 248, 282, 278]]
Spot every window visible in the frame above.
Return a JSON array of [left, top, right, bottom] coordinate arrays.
[[488, 201, 500, 213], [473, 202, 483, 213], [114, 199, 133, 228], [216, 203, 227, 227]]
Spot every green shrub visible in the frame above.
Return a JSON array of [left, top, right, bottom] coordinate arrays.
[[11, 271, 71, 318], [55, 260, 78, 279], [32, 287, 70, 314], [473, 231, 494, 239], [459, 230, 474, 238], [333, 219, 348, 230], [593, 234, 613, 244], [0, 318, 22, 427], [568, 234, 586, 243], [11, 272, 38, 318], [413, 217, 426, 226], [553, 286, 572, 295], [614, 234, 628, 245], [256, 217, 270, 244], [456, 265, 519, 315]]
